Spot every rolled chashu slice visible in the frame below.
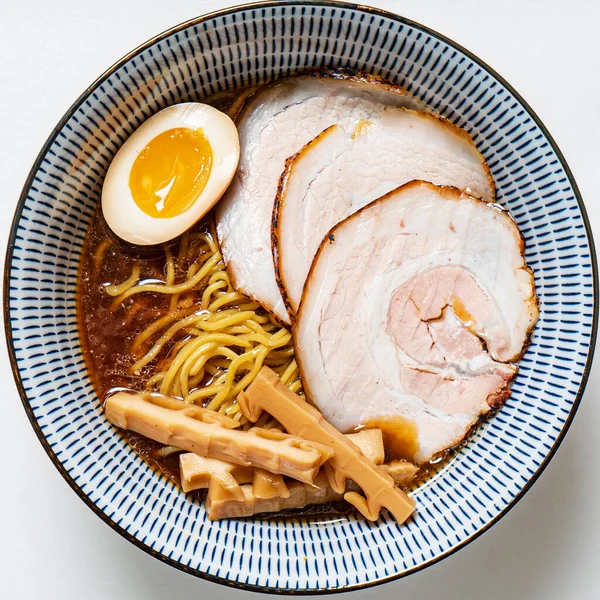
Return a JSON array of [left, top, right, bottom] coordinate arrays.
[[294, 181, 538, 464], [215, 71, 424, 324], [274, 109, 495, 319]]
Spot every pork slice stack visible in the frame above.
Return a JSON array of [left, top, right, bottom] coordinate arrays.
[[215, 72, 538, 463], [215, 71, 424, 324], [272, 107, 495, 321]]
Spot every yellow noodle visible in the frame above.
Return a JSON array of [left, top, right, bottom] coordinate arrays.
[[204, 346, 265, 409], [164, 244, 175, 285], [198, 311, 262, 330], [199, 232, 219, 254], [164, 244, 181, 311], [203, 363, 222, 377], [279, 359, 299, 386], [224, 345, 272, 402], [238, 301, 263, 311], [159, 337, 216, 394], [242, 332, 292, 347], [187, 371, 204, 390], [172, 377, 182, 398], [207, 271, 229, 284], [185, 380, 226, 403], [187, 262, 200, 280], [177, 232, 189, 264], [289, 380, 302, 394], [189, 344, 242, 376], [145, 371, 164, 388], [162, 337, 242, 395], [94, 239, 111, 271], [131, 314, 209, 372], [267, 347, 296, 359], [104, 265, 141, 297], [208, 291, 250, 312], [243, 319, 271, 335], [131, 301, 198, 352], [222, 325, 254, 335], [180, 345, 239, 397], [201, 280, 228, 309], [112, 251, 221, 307], [250, 313, 271, 325], [224, 402, 242, 415], [209, 358, 235, 371]]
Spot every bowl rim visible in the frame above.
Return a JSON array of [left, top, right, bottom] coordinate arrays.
[[4, 0, 598, 594]]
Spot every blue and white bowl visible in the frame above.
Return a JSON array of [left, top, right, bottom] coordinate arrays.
[[4, 1, 597, 593]]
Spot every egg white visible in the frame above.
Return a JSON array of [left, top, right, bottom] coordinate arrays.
[[102, 102, 240, 245]]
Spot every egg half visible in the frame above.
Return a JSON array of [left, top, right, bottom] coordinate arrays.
[[102, 103, 240, 245]]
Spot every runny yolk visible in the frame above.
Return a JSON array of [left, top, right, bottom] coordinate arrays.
[[129, 127, 213, 219]]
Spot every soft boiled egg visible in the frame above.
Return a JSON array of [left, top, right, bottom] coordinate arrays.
[[102, 103, 239, 245]]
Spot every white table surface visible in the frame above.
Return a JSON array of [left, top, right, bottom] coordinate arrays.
[[1, 0, 599, 598]]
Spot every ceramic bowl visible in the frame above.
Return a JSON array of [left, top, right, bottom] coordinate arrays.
[[5, 1, 597, 593]]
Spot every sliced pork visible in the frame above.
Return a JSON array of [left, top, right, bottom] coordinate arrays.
[[215, 71, 424, 323], [273, 108, 495, 319], [294, 181, 538, 464]]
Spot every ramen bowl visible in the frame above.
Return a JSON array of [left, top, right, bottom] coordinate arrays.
[[4, 1, 596, 593]]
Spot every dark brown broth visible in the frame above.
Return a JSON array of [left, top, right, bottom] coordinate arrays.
[[77, 209, 188, 485]]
